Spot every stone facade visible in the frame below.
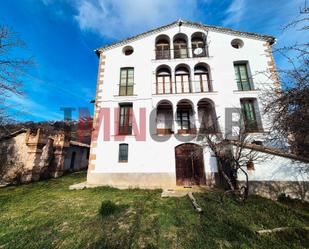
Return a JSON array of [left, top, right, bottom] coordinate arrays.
[[0, 129, 89, 184], [87, 52, 105, 173]]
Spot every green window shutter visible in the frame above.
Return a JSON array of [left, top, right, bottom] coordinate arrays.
[[234, 65, 242, 90], [234, 63, 251, 91], [241, 100, 258, 131]]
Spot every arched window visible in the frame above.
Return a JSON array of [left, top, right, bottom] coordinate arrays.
[[175, 65, 191, 93], [194, 64, 212, 92], [173, 34, 188, 58], [156, 100, 173, 135], [191, 32, 207, 57], [176, 99, 195, 134], [197, 99, 218, 133], [156, 66, 172, 94], [155, 35, 170, 59]]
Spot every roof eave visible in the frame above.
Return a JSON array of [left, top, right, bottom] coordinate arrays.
[[96, 20, 276, 52]]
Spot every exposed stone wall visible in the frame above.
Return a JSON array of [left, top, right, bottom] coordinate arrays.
[[0, 129, 89, 184], [49, 133, 69, 178], [88, 52, 105, 172], [0, 132, 29, 183], [64, 145, 89, 172], [237, 144, 309, 202], [263, 42, 280, 87], [36, 138, 54, 180], [239, 180, 309, 202]]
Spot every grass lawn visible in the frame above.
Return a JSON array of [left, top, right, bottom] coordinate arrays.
[[0, 172, 308, 249]]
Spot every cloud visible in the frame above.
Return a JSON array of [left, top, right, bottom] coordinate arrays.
[[8, 94, 64, 121], [41, 0, 55, 5], [222, 0, 246, 27], [73, 0, 201, 39]]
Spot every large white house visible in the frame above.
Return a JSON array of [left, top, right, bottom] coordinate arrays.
[[86, 20, 308, 198]]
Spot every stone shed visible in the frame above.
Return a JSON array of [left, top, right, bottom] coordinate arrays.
[[0, 129, 89, 184], [63, 141, 90, 172]]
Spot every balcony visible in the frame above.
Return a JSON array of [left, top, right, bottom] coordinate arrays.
[[154, 80, 213, 95], [174, 48, 189, 59], [155, 47, 209, 60], [156, 49, 171, 60], [192, 46, 208, 58], [156, 99, 219, 136]]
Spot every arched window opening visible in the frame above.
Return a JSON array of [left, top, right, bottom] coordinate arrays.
[[191, 32, 207, 57], [155, 35, 170, 59], [197, 99, 218, 133], [175, 65, 191, 93], [156, 66, 172, 94], [194, 64, 212, 92], [156, 101, 173, 135], [173, 34, 188, 58], [176, 100, 195, 134]]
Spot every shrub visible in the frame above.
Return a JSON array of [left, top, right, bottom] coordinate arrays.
[[99, 200, 117, 217], [277, 193, 292, 202]]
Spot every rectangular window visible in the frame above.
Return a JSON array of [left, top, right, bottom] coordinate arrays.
[[118, 144, 128, 162], [177, 110, 191, 130], [240, 99, 258, 132], [234, 63, 251, 91], [119, 103, 133, 135], [175, 74, 190, 93], [119, 68, 134, 96]]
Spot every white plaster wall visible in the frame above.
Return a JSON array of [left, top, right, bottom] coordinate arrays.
[[237, 150, 309, 182], [92, 24, 275, 178]]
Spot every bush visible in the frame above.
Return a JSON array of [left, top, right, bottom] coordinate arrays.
[[277, 193, 292, 202], [99, 200, 117, 217]]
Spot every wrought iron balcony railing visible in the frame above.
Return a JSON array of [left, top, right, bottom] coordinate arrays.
[[155, 46, 209, 60], [154, 80, 213, 95]]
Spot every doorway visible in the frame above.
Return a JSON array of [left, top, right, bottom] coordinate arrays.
[[175, 143, 206, 186]]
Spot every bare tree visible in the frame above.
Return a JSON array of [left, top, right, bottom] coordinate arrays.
[[263, 2, 309, 157], [198, 112, 269, 201], [0, 25, 33, 133]]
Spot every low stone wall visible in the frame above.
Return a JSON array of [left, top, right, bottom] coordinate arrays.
[[238, 180, 309, 201], [236, 144, 309, 202]]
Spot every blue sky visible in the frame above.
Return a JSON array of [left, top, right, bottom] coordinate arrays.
[[0, 0, 306, 121]]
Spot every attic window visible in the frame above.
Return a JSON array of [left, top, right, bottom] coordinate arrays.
[[231, 39, 244, 49], [123, 46, 134, 56]]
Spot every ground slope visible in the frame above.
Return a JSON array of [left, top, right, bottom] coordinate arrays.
[[0, 172, 308, 249]]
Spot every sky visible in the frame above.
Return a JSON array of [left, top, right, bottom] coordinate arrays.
[[0, 0, 306, 122]]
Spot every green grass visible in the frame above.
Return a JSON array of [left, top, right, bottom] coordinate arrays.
[[0, 172, 308, 249]]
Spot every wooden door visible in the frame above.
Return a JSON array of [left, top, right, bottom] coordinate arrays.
[[175, 144, 206, 186]]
